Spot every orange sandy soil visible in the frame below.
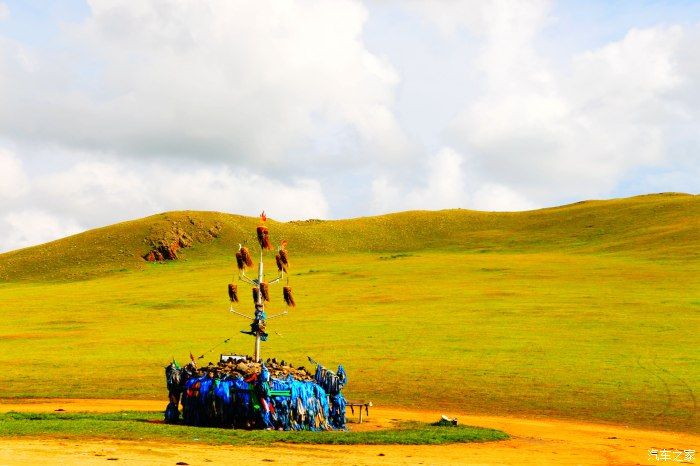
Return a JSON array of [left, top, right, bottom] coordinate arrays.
[[0, 399, 697, 465]]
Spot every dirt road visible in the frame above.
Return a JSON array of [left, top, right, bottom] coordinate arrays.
[[0, 399, 696, 465]]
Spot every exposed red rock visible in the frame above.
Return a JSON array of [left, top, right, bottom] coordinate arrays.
[[142, 220, 221, 262]]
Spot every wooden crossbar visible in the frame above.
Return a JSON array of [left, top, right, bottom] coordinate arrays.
[[346, 401, 372, 424]]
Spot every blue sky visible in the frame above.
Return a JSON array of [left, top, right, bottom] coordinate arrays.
[[0, 0, 698, 252]]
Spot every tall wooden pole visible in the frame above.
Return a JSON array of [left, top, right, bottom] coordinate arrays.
[[253, 248, 264, 362]]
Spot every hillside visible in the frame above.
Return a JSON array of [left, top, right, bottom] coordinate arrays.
[[0, 192, 698, 432], [0, 192, 697, 281]]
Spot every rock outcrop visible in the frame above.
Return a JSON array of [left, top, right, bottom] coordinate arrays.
[[143, 218, 222, 262]]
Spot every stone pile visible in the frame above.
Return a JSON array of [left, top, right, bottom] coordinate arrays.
[[196, 356, 315, 381]]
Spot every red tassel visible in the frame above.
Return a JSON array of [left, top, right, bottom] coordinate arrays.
[[256, 226, 266, 248], [240, 247, 254, 268], [228, 283, 239, 303], [279, 249, 289, 267], [252, 287, 260, 304], [235, 252, 245, 270], [260, 282, 270, 302], [275, 254, 286, 272], [283, 286, 295, 307], [257, 226, 272, 250]]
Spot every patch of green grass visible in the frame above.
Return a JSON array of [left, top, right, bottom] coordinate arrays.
[[0, 412, 508, 445], [0, 250, 697, 432]]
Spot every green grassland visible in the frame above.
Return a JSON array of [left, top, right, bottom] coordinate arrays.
[[0, 193, 698, 432], [0, 412, 507, 445]]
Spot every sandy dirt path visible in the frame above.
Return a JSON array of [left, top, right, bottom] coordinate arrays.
[[0, 399, 697, 465]]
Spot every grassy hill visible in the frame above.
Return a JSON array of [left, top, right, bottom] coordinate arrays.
[[0, 193, 698, 433], [0, 192, 697, 281]]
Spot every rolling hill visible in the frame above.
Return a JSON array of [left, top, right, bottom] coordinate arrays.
[[0, 192, 697, 433], [0, 192, 697, 281]]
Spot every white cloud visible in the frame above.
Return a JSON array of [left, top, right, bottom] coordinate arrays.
[[407, 0, 551, 40], [372, 148, 468, 213], [0, 148, 28, 200], [35, 161, 154, 224], [404, 148, 468, 209], [0, 3, 8, 21], [471, 183, 536, 211], [440, 4, 699, 203], [35, 158, 329, 224], [0, 0, 408, 172], [0, 210, 82, 252], [371, 147, 535, 214], [145, 165, 329, 221], [0, 155, 329, 253]]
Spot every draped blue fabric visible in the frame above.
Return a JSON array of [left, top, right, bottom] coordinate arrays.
[[168, 363, 347, 430]]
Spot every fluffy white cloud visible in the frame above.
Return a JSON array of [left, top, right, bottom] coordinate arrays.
[[0, 210, 82, 252], [371, 147, 535, 214], [0, 0, 407, 172], [470, 183, 535, 211], [407, 0, 551, 40], [142, 165, 329, 221], [403, 148, 468, 209], [372, 148, 467, 213], [0, 155, 329, 253], [0, 3, 8, 21], [401, 1, 699, 204], [442, 5, 698, 203], [0, 148, 27, 200]]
